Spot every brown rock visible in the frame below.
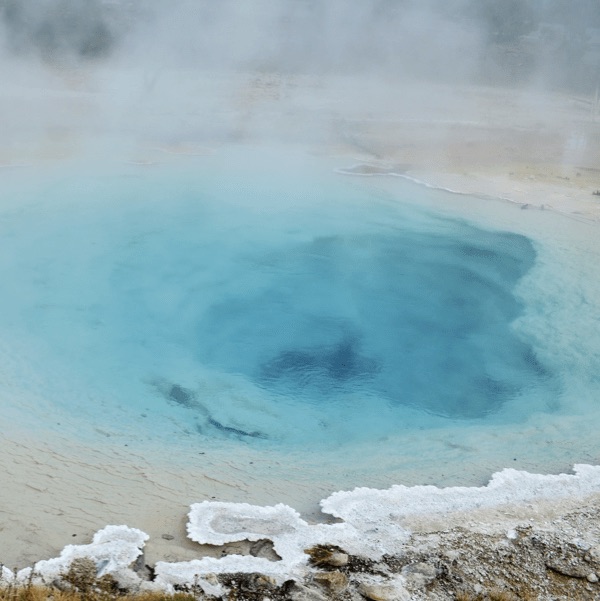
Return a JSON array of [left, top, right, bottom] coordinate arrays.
[[305, 545, 349, 567], [313, 570, 348, 594]]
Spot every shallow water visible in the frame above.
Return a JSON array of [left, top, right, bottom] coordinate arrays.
[[1, 147, 600, 497]]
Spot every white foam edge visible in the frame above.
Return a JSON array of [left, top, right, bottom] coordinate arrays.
[[13, 465, 600, 591], [17, 525, 148, 588]]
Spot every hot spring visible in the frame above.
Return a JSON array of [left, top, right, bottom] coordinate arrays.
[[2, 147, 600, 501]]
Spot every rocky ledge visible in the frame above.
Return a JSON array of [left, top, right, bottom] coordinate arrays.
[[2, 465, 600, 600]]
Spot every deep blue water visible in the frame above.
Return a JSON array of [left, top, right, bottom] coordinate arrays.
[[197, 227, 544, 420], [0, 157, 556, 449]]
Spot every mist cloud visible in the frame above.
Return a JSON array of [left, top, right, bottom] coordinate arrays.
[[0, 0, 122, 60], [1, 0, 599, 91], [1, 0, 600, 157], [120, 0, 484, 83]]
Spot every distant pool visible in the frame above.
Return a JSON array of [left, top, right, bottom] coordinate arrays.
[[1, 147, 599, 494]]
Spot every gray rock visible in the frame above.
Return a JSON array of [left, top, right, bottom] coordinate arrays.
[[288, 583, 328, 601], [402, 562, 438, 589], [327, 551, 349, 567], [358, 581, 411, 601], [203, 574, 219, 586], [250, 539, 281, 561], [109, 568, 141, 592], [546, 558, 590, 579], [589, 545, 600, 563], [233, 573, 277, 594]]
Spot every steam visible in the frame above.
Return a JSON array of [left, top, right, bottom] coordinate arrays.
[[0, 0, 599, 155], [2, 1, 598, 82], [118, 1, 481, 79], [0, 0, 119, 60]]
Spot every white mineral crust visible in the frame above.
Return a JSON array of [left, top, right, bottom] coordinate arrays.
[[155, 501, 360, 588], [320, 464, 600, 556], [19, 525, 148, 586], [0, 566, 14, 587], [19, 464, 600, 591]]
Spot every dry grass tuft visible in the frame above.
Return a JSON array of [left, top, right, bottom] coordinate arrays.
[[0, 585, 198, 601], [0, 562, 198, 601]]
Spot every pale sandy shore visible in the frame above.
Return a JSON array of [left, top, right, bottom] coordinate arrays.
[[1, 74, 600, 583], [326, 86, 600, 222]]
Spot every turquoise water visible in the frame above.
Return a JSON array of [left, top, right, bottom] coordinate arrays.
[[196, 209, 547, 422], [0, 152, 562, 458]]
